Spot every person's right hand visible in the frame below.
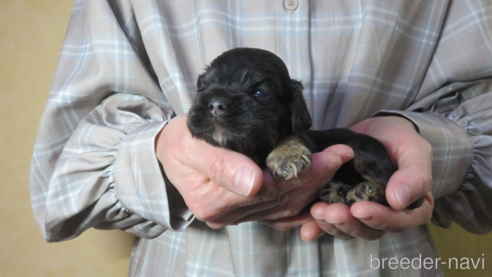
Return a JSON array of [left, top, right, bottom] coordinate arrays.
[[155, 114, 354, 229]]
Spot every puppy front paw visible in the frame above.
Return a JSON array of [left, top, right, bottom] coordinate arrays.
[[266, 136, 311, 180]]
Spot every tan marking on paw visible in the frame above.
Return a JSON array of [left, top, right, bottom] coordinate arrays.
[[319, 180, 350, 204], [266, 136, 312, 180], [346, 180, 386, 205]]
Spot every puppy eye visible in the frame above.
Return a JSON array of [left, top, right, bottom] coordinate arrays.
[[254, 90, 269, 98]]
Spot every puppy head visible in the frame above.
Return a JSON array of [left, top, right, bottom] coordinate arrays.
[[187, 48, 312, 162]]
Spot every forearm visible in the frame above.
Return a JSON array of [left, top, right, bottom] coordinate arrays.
[[30, 0, 193, 241], [36, 94, 191, 241]]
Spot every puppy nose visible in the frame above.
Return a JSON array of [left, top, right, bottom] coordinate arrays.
[[208, 99, 227, 117]]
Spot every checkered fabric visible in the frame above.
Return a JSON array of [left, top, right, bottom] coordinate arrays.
[[31, 1, 492, 276]]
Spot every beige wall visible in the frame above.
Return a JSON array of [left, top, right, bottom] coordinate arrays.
[[0, 1, 133, 276], [1, 1, 490, 276]]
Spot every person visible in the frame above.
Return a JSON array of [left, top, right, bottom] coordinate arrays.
[[30, 0, 492, 276]]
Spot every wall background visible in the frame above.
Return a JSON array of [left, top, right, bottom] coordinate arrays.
[[0, 1, 490, 276]]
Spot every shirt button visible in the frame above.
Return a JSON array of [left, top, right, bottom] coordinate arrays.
[[284, 0, 299, 12]]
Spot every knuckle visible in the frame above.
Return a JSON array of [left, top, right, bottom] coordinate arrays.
[[389, 222, 408, 233], [347, 229, 364, 238], [420, 171, 433, 193], [275, 192, 293, 206], [278, 200, 305, 218], [368, 220, 389, 232], [329, 229, 354, 240], [422, 214, 431, 225], [290, 204, 304, 217], [422, 139, 433, 154], [192, 205, 220, 222], [192, 210, 207, 222], [421, 208, 433, 225], [262, 187, 283, 202], [318, 223, 353, 240], [206, 222, 227, 230], [178, 133, 193, 154], [274, 226, 289, 232], [318, 223, 338, 235], [207, 154, 228, 183], [422, 172, 433, 185], [270, 223, 292, 232], [280, 206, 303, 218], [280, 209, 298, 219], [370, 221, 382, 230]]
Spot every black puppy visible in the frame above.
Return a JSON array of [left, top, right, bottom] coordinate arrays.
[[187, 48, 423, 209]]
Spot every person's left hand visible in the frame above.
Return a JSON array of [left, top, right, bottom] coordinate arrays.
[[264, 116, 434, 241]]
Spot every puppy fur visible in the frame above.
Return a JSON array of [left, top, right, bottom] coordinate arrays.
[[187, 48, 423, 209]]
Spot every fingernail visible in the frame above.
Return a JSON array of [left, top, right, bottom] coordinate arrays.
[[395, 184, 411, 209], [234, 166, 256, 196], [353, 214, 372, 221]]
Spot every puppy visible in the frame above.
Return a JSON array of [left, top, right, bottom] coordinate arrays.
[[187, 48, 423, 209]]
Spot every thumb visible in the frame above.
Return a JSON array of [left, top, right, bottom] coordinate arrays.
[[159, 114, 263, 197], [188, 137, 263, 197], [385, 140, 433, 210]]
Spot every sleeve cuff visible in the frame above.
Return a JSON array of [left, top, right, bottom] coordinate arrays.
[[114, 120, 194, 231], [372, 110, 473, 199]]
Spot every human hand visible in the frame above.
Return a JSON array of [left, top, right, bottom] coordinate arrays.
[[299, 116, 434, 241], [156, 114, 354, 229]]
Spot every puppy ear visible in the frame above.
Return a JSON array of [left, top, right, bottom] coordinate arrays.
[[289, 80, 312, 135], [197, 73, 207, 92], [196, 67, 215, 92]]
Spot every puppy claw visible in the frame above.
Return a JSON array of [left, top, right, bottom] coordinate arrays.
[[346, 180, 386, 205], [266, 136, 312, 180], [319, 180, 352, 205]]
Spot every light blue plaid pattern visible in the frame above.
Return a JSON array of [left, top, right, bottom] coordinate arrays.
[[31, 0, 492, 276]]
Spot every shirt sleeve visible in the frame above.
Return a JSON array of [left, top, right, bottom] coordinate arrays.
[[373, 0, 492, 234], [30, 0, 192, 242]]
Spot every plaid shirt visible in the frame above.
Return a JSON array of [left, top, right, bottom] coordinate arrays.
[[31, 0, 492, 276]]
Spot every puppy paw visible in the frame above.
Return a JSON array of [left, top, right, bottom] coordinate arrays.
[[346, 180, 387, 206], [319, 180, 352, 204], [266, 136, 311, 180]]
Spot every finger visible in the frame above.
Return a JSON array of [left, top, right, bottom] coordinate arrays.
[[386, 137, 433, 210], [261, 210, 314, 231], [351, 192, 434, 232], [312, 202, 384, 240], [311, 144, 355, 184], [300, 220, 325, 241], [205, 176, 297, 229], [199, 144, 354, 227], [232, 188, 317, 225], [171, 115, 264, 197], [223, 146, 354, 225], [311, 203, 354, 240]]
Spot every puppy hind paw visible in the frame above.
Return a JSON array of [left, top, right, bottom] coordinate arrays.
[[266, 136, 312, 180], [346, 180, 387, 206], [319, 180, 352, 205]]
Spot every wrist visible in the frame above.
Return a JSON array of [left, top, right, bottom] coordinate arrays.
[[372, 110, 472, 199]]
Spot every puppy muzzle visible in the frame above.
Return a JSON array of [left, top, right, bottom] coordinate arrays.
[[208, 98, 227, 117]]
